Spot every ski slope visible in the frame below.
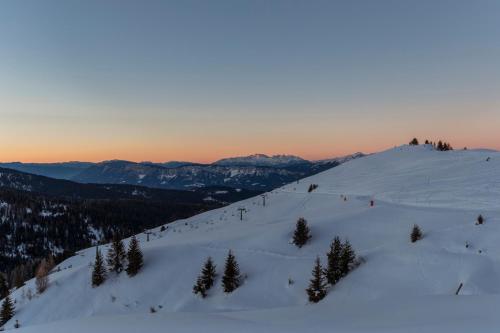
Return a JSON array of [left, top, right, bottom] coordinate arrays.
[[7, 145, 500, 332]]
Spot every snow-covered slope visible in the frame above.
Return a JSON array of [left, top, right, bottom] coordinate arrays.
[[314, 151, 366, 165], [9, 145, 500, 332]]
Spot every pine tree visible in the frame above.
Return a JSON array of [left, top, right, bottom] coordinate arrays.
[[308, 184, 318, 192], [107, 235, 126, 274], [193, 257, 216, 298], [339, 240, 356, 277], [193, 275, 207, 298], [0, 294, 14, 326], [437, 140, 444, 151], [92, 247, 106, 287], [201, 257, 217, 290], [306, 256, 327, 303], [126, 236, 143, 277], [35, 259, 49, 294], [411, 224, 423, 243], [477, 215, 484, 225], [0, 274, 8, 300], [409, 138, 419, 145], [325, 237, 343, 285], [293, 217, 311, 248], [222, 250, 241, 293]]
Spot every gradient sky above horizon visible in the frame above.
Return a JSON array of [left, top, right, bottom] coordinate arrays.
[[1, 0, 500, 163]]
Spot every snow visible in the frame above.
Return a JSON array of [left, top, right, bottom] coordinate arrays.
[[214, 190, 229, 194], [314, 151, 366, 164], [214, 154, 307, 167], [7, 145, 500, 332]]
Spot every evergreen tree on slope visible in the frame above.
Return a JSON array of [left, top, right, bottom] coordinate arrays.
[[107, 235, 126, 274], [0, 294, 15, 326], [193, 275, 207, 298], [201, 257, 217, 290], [339, 240, 356, 277], [193, 257, 217, 298], [325, 237, 343, 285], [306, 256, 328, 303], [222, 250, 241, 293], [92, 247, 106, 287], [293, 217, 311, 248], [126, 236, 144, 277]]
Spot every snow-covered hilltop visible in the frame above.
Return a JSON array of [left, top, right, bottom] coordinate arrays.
[[8, 145, 500, 332]]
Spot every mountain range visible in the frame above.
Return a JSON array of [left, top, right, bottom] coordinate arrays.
[[0, 153, 364, 191], [0, 167, 258, 202]]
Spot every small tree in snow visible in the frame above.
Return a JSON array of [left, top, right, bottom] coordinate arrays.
[[0, 294, 14, 326], [126, 236, 144, 277], [477, 215, 484, 225], [201, 257, 216, 290], [91, 247, 106, 287], [193, 257, 217, 298], [411, 224, 423, 243], [293, 217, 311, 248], [436, 140, 453, 151], [339, 240, 356, 277], [437, 140, 444, 151], [325, 237, 343, 285], [222, 250, 241, 293], [35, 259, 49, 294], [306, 256, 327, 303], [409, 138, 419, 145], [308, 184, 318, 193], [107, 235, 126, 274], [193, 275, 207, 298]]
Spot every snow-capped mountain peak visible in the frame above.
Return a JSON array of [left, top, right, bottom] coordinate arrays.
[[213, 153, 307, 167]]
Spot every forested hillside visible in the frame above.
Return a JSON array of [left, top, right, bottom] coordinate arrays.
[[0, 168, 259, 288]]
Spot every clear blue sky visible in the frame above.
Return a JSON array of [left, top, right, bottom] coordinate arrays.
[[1, 0, 499, 162]]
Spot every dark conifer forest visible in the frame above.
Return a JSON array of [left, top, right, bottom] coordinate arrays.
[[0, 167, 259, 287]]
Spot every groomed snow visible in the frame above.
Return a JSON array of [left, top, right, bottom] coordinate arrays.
[[7, 145, 500, 332]]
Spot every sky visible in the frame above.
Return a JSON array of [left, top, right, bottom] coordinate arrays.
[[1, 0, 500, 163]]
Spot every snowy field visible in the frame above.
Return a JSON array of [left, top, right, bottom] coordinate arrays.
[[7, 145, 500, 332]]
